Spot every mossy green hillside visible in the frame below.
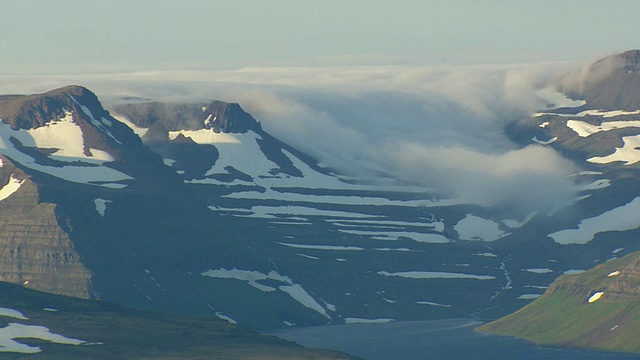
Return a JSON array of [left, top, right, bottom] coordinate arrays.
[[478, 251, 640, 353]]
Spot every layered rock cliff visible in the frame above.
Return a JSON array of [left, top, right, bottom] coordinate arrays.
[[0, 156, 91, 298]]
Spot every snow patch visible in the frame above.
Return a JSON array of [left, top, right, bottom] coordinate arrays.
[[502, 212, 537, 229], [588, 134, 640, 165], [588, 291, 604, 303], [374, 247, 413, 252], [0, 175, 24, 202], [517, 294, 542, 300], [277, 242, 364, 251], [111, 114, 148, 137], [536, 109, 639, 118], [0, 117, 132, 188], [337, 229, 449, 243], [225, 187, 448, 208], [416, 301, 451, 307], [93, 198, 112, 217], [548, 197, 640, 244], [214, 312, 238, 324], [219, 205, 380, 220], [68, 95, 121, 144], [532, 136, 557, 145], [567, 119, 640, 138], [574, 179, 610, 191], [163, 158, 176, 166], [378, 271, 495, 280], [455, 214, 507, 242], [607, 270, 621, 277], [564, 269, 585, 275], [328, 218, 445, 232], [344, 318, 395, 324], [523, 268, 554, 274], [0, 308, 28, 320], [0, 323, 86, 353]]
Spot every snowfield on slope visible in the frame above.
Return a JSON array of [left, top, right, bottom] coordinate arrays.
[[588, 134, 640, 165], [0, 307, 88, 354], [169, 130, 281, 180], [548, 197, 640, 244], [0, 113, 132, 187]]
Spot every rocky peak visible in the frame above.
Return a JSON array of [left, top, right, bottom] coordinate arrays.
[[619, 49, 640, 72], [0, 85, 104, 130], [558, 50, 640, 110], [114, 100, 260, 134], [202, 101, 260, 133]]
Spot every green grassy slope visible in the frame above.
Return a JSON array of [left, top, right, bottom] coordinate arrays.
[[0, 281, 358, 359], [478, 251, 640, 353]]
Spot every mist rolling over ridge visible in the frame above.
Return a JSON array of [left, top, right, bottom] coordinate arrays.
[[0, 60, 596, 214]]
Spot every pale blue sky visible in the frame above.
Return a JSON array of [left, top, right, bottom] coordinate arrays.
[[1, 0, 638, 73]]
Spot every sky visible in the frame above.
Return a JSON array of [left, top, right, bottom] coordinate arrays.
[[1, 0, 639, 73], [1, 1, 638, 214]]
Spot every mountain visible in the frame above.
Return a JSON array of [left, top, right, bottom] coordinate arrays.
[[477, 250, 640, 353], [3, 50, 640, 337], [558, 49, 640, 111], [0, 280, 357, 359], [476, 49, 640, 353]]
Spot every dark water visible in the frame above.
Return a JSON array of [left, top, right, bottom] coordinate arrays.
[[267, 319, 640, 360]]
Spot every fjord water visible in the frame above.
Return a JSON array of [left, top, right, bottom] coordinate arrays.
[[268, 319, 638, 360]]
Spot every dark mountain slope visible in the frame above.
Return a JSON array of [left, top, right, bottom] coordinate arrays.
[[0, 86, 348, 329], [559, 49, 640, 111], [0, 281, 358, 359]]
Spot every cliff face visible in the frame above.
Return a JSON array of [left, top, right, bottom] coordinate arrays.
[[478, 251, 640, 353], [0, 156, 91, 298]]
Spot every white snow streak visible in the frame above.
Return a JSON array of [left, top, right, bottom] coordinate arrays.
[[277, 242, 364, 251], [200, 268, 329, 317], [378, 271, 495, 280], [0, 308, 28, 320], [523, 268, 554, 274], [344, 318, 395, 324]]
